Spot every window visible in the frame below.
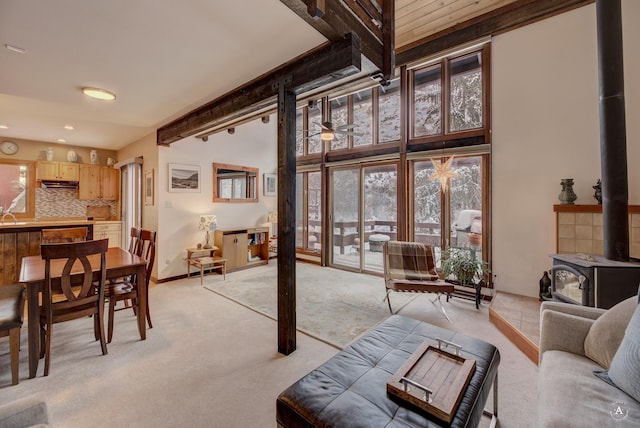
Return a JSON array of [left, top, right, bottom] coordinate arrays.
[[413, 64, 442, 137], [412, 154, 486, 265], [296, 170, 322, 252], [0, 159, 35, 219], [449, 52, 483, 132], [410, 47, 487, 143], [296, 99, 323, 157], [378, 79, 401, 143]]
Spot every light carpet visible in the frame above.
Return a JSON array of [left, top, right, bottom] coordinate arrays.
[[202, 262, 417, 348]]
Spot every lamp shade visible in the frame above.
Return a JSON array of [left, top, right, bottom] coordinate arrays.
[[199, 215, 217, 231], [267, 211, 278, 223]]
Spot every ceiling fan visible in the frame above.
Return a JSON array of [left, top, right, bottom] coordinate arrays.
[[304, 121, 363, 141]]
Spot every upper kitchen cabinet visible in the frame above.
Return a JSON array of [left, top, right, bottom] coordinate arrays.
[[36, 160, 79, 181], [79, 165, 119, 200]]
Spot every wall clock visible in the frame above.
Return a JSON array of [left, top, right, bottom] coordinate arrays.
[[0, 140, 18, 155]]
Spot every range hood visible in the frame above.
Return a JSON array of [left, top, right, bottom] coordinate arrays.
[[40, 180, 79, 189]]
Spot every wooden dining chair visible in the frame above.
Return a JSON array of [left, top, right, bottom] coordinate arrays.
[[39, 239, 109, 376], [0, 284, 25, 385], [105, 229, 156, 343], [41, 227, 88, 244]]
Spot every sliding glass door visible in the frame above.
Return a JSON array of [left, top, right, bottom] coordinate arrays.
[[330, 162, 397, 273]]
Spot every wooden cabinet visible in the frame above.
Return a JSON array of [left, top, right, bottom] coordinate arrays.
[[36, 161, 79, 181], [94, 221, 122, 248], [214, 227, 269, 271], [79, 165, 119, 200]]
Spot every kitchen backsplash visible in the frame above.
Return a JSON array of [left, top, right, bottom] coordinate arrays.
[[36, 188, 117, 218]]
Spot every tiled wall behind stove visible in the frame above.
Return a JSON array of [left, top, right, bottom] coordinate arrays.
[[557, 212, 640, 258], [36, 188, 116, 218]]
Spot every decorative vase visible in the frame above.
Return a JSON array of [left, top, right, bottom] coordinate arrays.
[[558, 178, 577, 205], [90, 150, 98, 165], [593, 179, 602, 204], [46, 147, 54, 161], [66, 150, 77, 162]]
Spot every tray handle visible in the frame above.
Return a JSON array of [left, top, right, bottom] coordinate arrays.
[[400, 377, 433, 403], [436, 338, 462, 356]]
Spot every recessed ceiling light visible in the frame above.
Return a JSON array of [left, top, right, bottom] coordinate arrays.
[[57, 139, 66, 143], [5, 44, 26, 53], [0, 125, 8, 129], [82, 87, 116, 101], [64, 124, 75, 130]]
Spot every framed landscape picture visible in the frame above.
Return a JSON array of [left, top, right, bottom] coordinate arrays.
[[168, 163, 200, 192], [264, 173, 276, 196], [144, 169, 154, 205]]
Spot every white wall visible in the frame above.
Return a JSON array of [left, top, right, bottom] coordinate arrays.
[[157, 115, 277, 280], [491, 1, 640, 297]]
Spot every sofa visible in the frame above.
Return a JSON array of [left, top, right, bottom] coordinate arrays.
[[0, 394, 50, 427], [536, 295, 640, 427]]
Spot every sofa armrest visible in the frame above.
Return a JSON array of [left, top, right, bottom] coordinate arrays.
[[539, 309, 596, 363], [540, 301, 606, 320], [0, 394, 50, 427]]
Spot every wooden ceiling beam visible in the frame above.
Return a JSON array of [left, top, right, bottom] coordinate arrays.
[[396, 0, 594, 66], [280, 0, 384, 74], [156, 34, 361, 146]]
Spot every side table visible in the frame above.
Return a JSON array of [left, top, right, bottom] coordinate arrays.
[[187, 247, 219, 282], [189, 256, 227, 285]]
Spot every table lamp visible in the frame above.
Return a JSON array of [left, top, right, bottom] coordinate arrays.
[[267, 211, 278, 238], [199, 215, 217, 249]]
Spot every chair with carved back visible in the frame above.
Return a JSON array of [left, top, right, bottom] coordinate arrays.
[[105, 229, 156, 343], [39, 239, 109, 376], [0, 284, 25, 385], [41, 227, 88, 244]]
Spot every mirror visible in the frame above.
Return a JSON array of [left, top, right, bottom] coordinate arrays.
[[212, 163, 258, 203], [0, 159, 35, 219]]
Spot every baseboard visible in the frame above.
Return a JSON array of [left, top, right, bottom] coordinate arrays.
[[489, 305, 539, 365]]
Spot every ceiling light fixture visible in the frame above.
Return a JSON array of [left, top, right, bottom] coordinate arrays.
[[82, 87, 116, 101], [320, 130, 334, 141], [5, 44, 26, 53], [57, 139, 66, 143], [0, 125, 8, 129], [64, 125, 74, 130]]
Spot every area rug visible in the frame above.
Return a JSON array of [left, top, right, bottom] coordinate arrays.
[[203, 262, 416, 348]]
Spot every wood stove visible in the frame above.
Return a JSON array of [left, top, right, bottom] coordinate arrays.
[[550, 254, 640, 309]]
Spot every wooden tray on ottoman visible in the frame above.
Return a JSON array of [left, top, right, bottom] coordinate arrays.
[[387, 338, 476, 423]]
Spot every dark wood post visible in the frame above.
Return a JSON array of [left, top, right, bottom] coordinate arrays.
[[596, 0, 629, 261], [276, 79, 297, 355]]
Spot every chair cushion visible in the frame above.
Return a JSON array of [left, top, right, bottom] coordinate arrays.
[[0, 285, 25, 329], [608, 302, 640, 402], [584, 296, 637, 368]]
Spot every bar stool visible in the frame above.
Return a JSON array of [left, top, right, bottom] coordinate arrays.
[[0, 285, 26, 385]]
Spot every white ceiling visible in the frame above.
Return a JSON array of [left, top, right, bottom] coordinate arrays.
[[0, 0, 326, 150]]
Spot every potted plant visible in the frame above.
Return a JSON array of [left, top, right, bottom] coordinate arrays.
[[440, 247, 489, 287]]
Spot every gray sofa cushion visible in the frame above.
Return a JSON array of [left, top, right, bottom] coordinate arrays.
[[608, 302, 640, 402], [584, 296, 637, 368], [537, 350, 640, 427], [0, 394, 50, 427]]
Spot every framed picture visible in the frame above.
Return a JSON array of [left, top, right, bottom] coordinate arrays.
[[168, 163, 200, 192], [144, 169, 154, 206], [263, 173, 277, 196]]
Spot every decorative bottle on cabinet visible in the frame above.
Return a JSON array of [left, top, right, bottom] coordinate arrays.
[[558, 178, 577, 205], [46, 147, 54, 161], [90, 150, 98, 165]]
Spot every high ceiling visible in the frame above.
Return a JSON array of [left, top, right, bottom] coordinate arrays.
[[0, 0, 578, 150]]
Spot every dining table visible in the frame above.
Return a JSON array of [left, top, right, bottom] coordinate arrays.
[[19, 247, 147, 378]]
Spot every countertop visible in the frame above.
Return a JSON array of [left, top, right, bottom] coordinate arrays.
[[0, 218, 120, 231]]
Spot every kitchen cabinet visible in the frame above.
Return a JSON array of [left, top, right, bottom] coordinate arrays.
[[79, 165, 119, 201], [36, 161, 79, 181], [213, 227, 269, 271], [94, 221, 122, 248]]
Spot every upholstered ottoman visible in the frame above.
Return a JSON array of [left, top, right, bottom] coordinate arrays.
[[277, 315, 499, 428]]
